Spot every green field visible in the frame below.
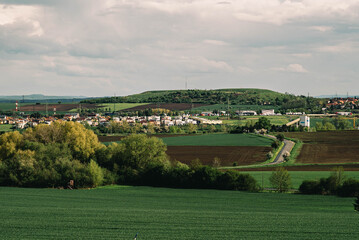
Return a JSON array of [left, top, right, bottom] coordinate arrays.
[[244, 171, 359, 189], [192, 104, 280, 112], [201, 115, 291, 126], [0, 103, 33, 111], [0, 124, 14, 132], [0, 186, 357, 239], [91, 103, 149, 112], [161, 133, 273, 146]]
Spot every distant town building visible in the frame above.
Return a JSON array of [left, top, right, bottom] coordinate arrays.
[[237, 110, 257, 116], [299, 116, 310, 127], [336, 112, 352, 116], [261, 109, 275, 116]]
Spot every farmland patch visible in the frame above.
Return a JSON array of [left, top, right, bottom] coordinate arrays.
[[284, 131, 359, 164], [167, 146, 271, 166], [0, 186, 357, 239], [161, 133, 273, 146]]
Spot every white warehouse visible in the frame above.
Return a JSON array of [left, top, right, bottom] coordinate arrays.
[[299, 116, 310, 127]]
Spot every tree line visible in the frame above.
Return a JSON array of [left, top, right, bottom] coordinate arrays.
[[0, 122, 257, 191]]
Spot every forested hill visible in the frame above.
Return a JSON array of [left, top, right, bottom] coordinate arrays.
[[82, 88, 323, 108]]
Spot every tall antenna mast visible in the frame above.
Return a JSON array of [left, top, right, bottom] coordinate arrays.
[[227, 97, 230, 120], [114, 93, 116, 113]]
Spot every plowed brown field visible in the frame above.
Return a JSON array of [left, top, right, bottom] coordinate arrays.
[[18, 103, 101, 112], [284, 131, 359, 164], [167, 146, 271, 166]]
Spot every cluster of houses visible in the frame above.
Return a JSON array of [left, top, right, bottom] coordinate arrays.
[[236, 109, 281, 116], [0, 113, 223, 130], [326, 97, 359, 109]]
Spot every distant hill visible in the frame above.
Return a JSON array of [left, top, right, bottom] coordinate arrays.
[[82, 88, 322, 111], [0, 94, 89, 103]]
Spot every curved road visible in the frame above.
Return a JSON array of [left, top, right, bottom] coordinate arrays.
[[264, 134, 295, 165]]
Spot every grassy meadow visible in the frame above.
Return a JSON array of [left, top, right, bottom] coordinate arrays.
[[161, 133, 273, 146], [0, 186, 357, 239], [0, 124, 14, 132], [95, 103, 149, 112], [192, 104, 280, 112], [242, 171, 359, 189]]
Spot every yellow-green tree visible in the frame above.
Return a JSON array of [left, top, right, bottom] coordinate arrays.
[[115, 134, 169, 170]]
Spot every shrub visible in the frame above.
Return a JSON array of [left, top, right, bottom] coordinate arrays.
[[271, 141, 280, 149], [299, 180, 322, 195], [337, 178, 359, 197]]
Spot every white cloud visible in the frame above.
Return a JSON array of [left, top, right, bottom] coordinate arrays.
[[287, 64, 308, 73], [272, 64, 308, 73], [309, 26, 333, 32], [316, 42, 357, 53], [203, 39, 228, 46]]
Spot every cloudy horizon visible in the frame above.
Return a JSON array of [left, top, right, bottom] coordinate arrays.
[[1, 0, 359, 97]]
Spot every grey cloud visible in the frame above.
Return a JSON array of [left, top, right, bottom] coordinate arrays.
[[0, 0, 359, 96]]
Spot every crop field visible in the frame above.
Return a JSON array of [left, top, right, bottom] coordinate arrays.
[[97, 103, 149, 112], [0, 186, 357, 239], [161, 133, 273, 146], [309, 117, 359, 128], [163, 134, 273, 166], [284, 131, 359, 164], [99, 134, 273, 166], [167, 146, 271, 166], [242, 171, 359, 189], [123, 103, 209, 111], [200, 115, 291, 126], [18, 103, 101, 113], [192, 104, 280, 112], [0, 103, 33, 111]]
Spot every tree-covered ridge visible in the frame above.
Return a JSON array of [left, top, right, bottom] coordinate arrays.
[[81, 89, 323, 110]]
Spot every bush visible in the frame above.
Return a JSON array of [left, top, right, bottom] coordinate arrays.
[[299, 180, 322, 195], [337, 178, 359, 197], [271, 141, 280, 149], [276, 133, 285, 142]]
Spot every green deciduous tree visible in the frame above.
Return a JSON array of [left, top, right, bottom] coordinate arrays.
[[114, 134, 169, 170], [270, 167, 291, 193]]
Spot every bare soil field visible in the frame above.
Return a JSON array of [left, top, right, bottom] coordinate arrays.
[[18, 103, 101, 112], [284, 131, 359, 164], [166, 146, 271, 166], [122, 103, 209, 111]]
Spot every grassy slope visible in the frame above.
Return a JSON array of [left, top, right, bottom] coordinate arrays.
[[0, 186, 357, 239], [161, 133, 273, 146]]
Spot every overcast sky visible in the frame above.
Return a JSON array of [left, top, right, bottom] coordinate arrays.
[[1, 0, 359, 97]]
